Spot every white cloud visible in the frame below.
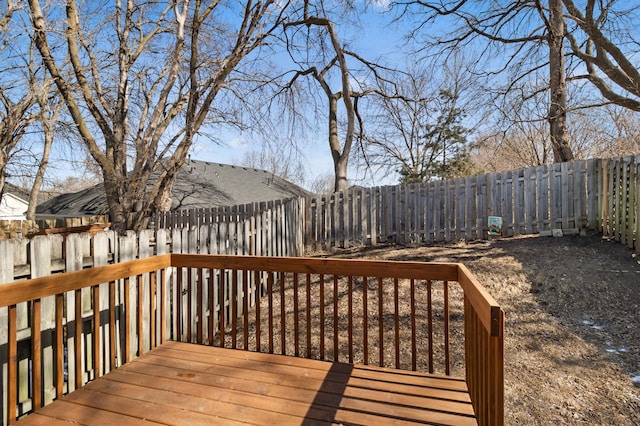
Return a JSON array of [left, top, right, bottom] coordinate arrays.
[[370, 0, 391, 10]]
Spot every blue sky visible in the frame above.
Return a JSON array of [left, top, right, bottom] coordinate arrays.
[[190, 5, 409, 189]]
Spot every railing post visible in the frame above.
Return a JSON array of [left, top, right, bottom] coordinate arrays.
[[490, 306, 505, 426]]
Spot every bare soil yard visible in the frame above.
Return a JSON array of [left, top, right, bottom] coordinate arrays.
[[325, 232, 640, 425]]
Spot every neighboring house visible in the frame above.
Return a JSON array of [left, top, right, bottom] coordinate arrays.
[[0, 184, 29, 220], [36, 160, 310, 217]]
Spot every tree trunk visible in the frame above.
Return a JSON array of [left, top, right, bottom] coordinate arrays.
[[26, 96, 56, 220], [548, 0, 574, 162], [25, 134, 51, 220], [328, 95, 349, 192], [334, 157, 348, 192]]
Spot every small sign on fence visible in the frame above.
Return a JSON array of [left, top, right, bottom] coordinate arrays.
[[488, 216, 503, 236]]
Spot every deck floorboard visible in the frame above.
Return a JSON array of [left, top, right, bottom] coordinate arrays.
[[16, 341, 477, 425]]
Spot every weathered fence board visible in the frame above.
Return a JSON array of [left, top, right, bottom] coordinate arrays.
[[599, 155, 640, 252]]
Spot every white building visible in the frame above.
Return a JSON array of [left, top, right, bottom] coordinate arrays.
[[0, 190, 28, 220]]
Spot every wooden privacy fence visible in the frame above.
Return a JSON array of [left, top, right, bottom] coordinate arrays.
[[305, 159, 603, 249], [153, 197, 304, 259], [599, 155, 640, 251], [0, 254, 504, 426], [0, 202, 304, 284], [153, 197, 304, 257]]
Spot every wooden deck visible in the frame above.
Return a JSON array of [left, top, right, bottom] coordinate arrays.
[[16, 341, 477, 425]]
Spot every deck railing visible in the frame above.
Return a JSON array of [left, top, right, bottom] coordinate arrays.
[[0, 254, 504, 426]]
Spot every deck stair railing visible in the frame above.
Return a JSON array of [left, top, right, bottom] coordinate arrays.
[[0, 254, 504, 426]]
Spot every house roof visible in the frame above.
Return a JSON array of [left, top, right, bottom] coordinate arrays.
[[36, 160, 310, 216], [3, 183, 30, 203], [3, 182, 56, 205]]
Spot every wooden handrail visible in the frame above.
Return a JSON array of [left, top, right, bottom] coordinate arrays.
[[171, 254, 460, 281], [457, 263, 503, 336], [0, 254, 171, 308]]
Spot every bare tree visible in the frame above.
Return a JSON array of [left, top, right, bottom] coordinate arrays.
[[0, 0, 39, 204], [282, 13, 359, 192], [28, 0, 291, 233], [0, 93, 36, 199], [360, 55, 479, 183], [308, 172, 334, 195], [25, 70, 62, 220], [396, 0, 575, 162], [470, 98, 639, 173], [563, 1, 640, 111], [548, 0, 573, 161], [238, 147, 307, 188], [281, 3, 399, 192], [570, 104, 640, 159]]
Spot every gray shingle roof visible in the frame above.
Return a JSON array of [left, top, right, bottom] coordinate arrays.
[[36, 160, 310, 216]]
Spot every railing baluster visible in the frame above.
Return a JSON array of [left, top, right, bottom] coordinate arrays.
[[410, 278, 416, 371], [305, 273, 311, 358], [187, 268, 192, 343], [333, 275, 339, 362], [75, 288, 82, 389], [465, 300, 471, 396], [197, 268, 203, 345], [32, 298, 42, 410], [243, 270, 249, 350], [444, 280, 450, 375], [92, 285, 100, 379], [362, 276, 368, 365], [231, 270, 237, 349], [219, 268, 226, 347], [254, 271, 260, 351], [124, 276, 131, 363], [280, 273, 286, 355], [268, 272, 274, 354], [8, 304, 17, 422], [150, 271, 156, 349], [348, 275, 353, 364], [394, 277, 399, 369], [176, 269, 182, 343], [160, 270, 166, 345], [478, 324, 485, 422], [319, 274, 325, 360], [293, 273, 299, 357], [207, 268, 214, 346], [491, 308, 505, 425], [136, 275, 143, 355], [378, 276, 383, 367], [55, 293, 64, 396], [108, 282, 116, 369], [427, 280, 433, 373]]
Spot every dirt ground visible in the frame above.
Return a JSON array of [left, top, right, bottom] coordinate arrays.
[[324, 232, 640, 425]]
